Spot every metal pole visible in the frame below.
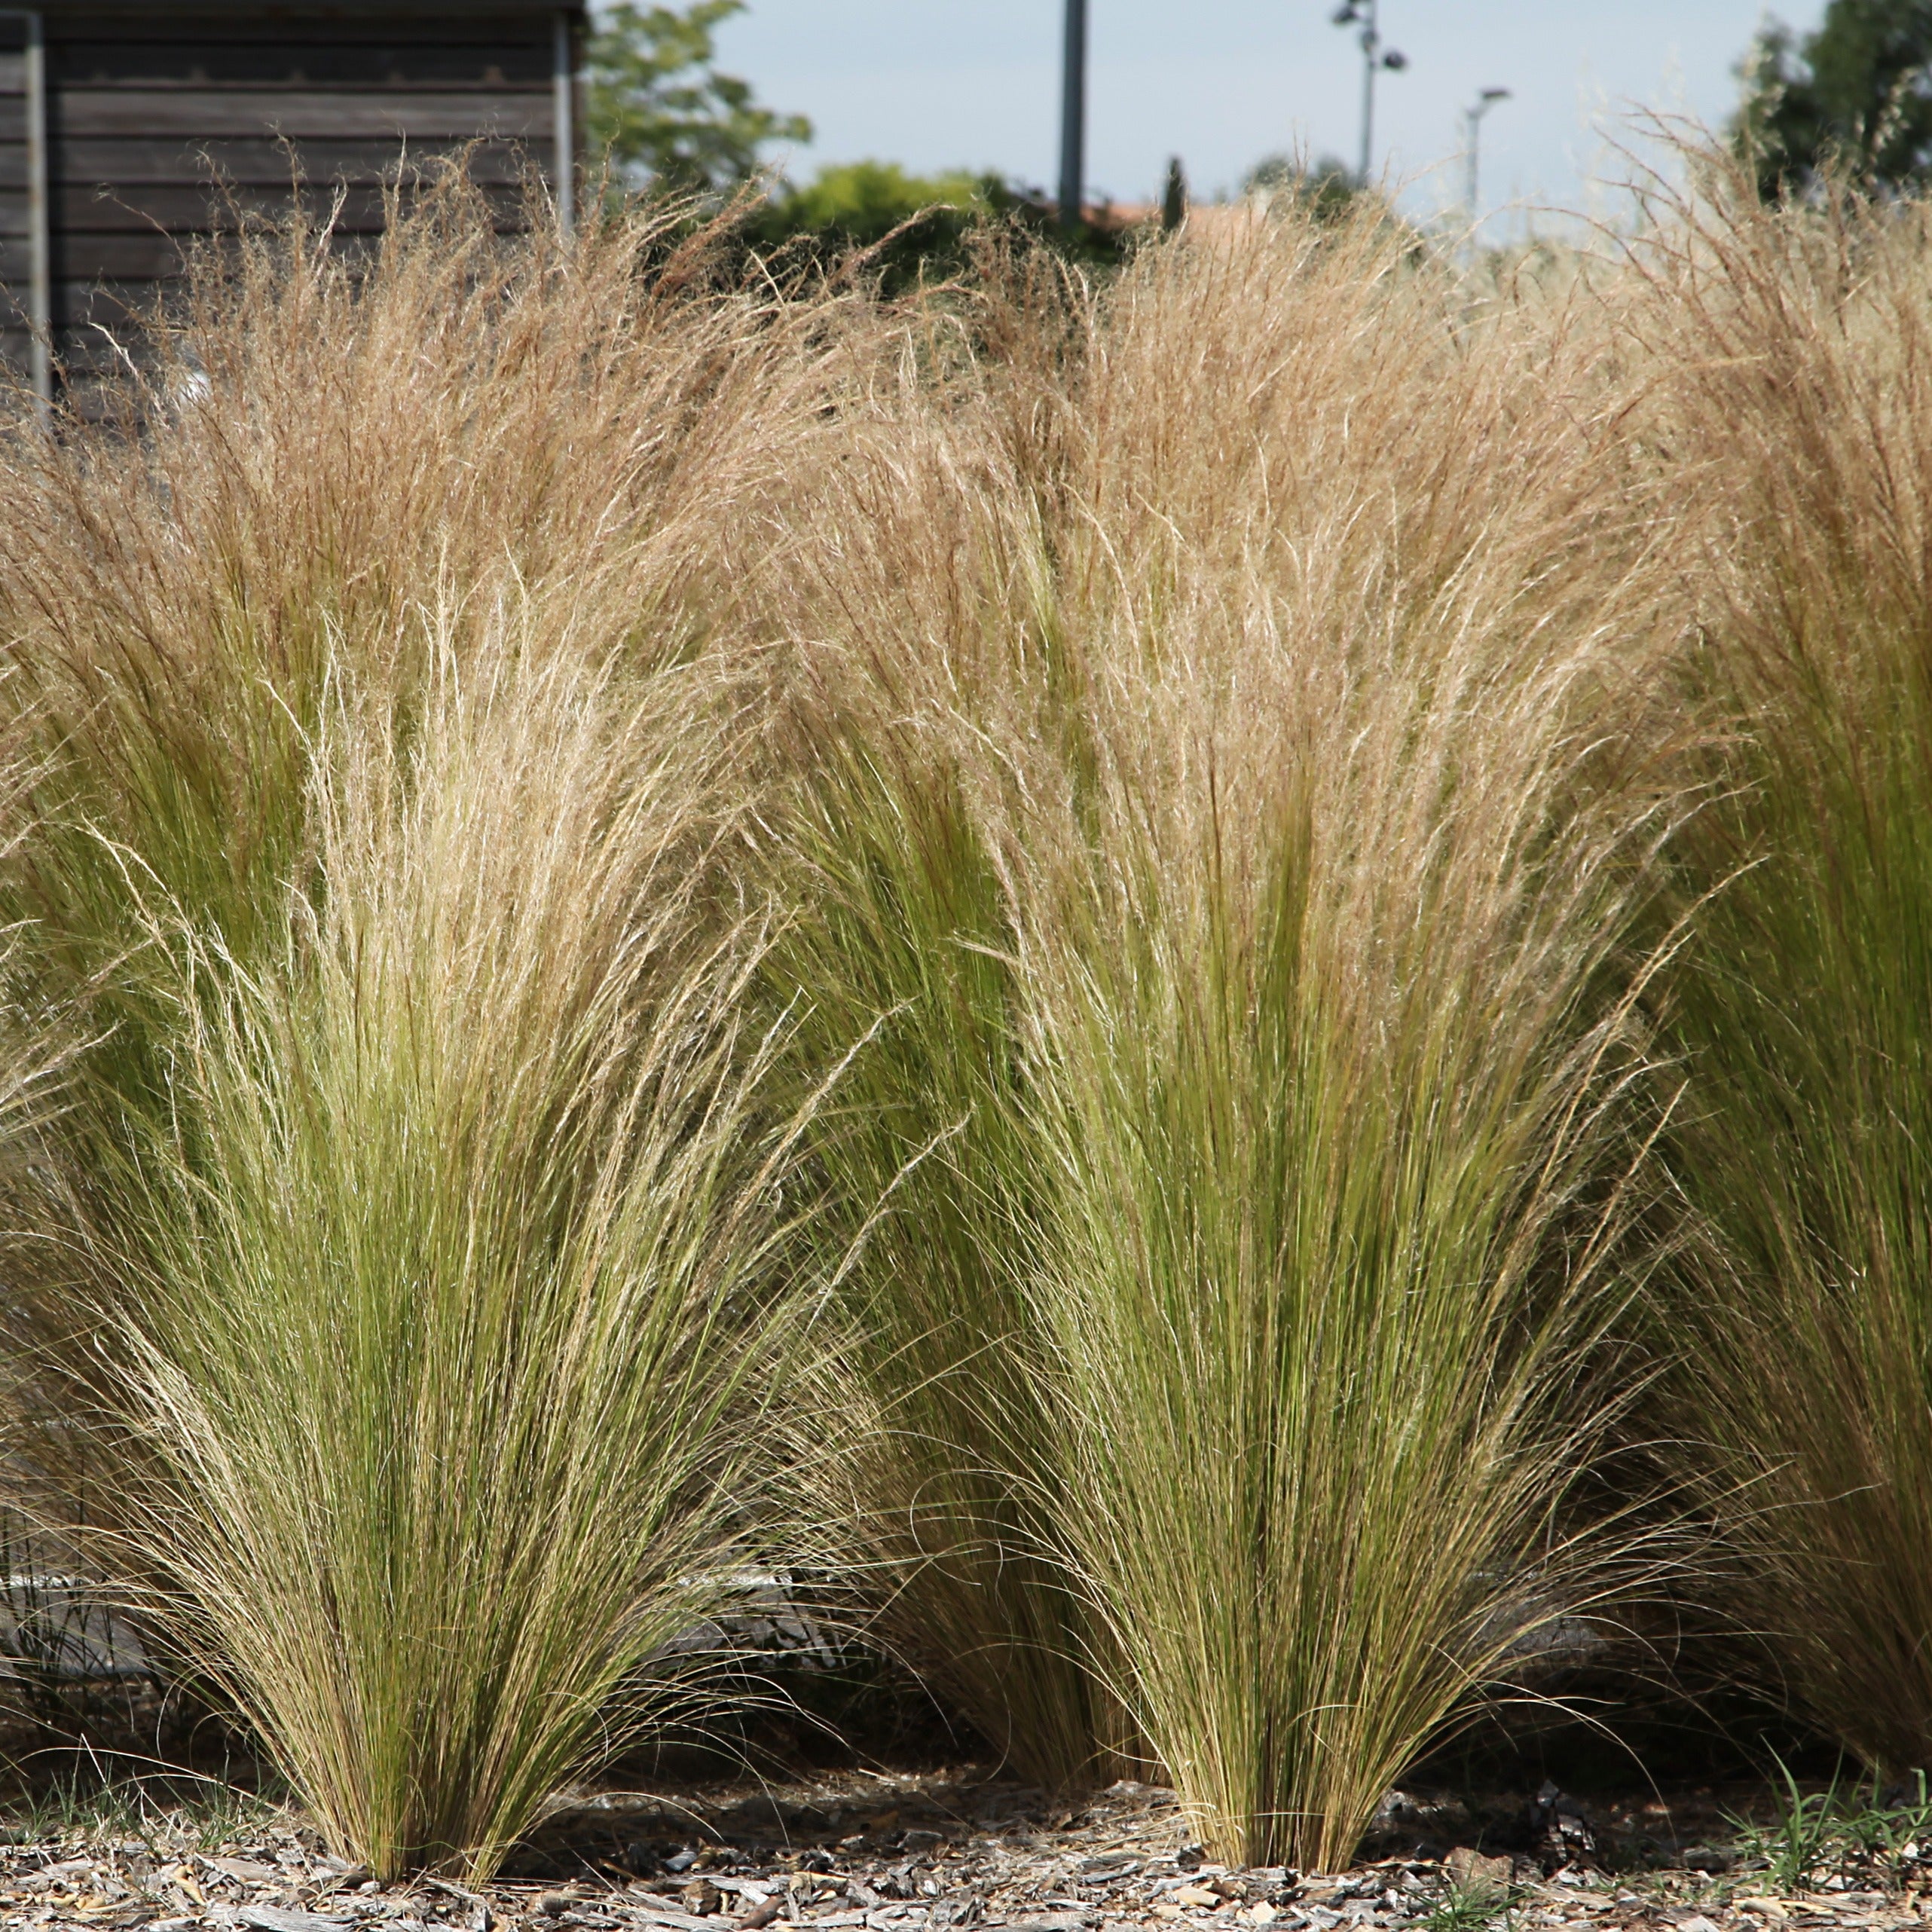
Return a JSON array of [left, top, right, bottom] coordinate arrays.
[[1463, 92, 1509, 240], [3, 8, 50, 409], [552, 10, 575, 240], [1059, 0, 1087, 229], [1358, 0, 1376, 184]]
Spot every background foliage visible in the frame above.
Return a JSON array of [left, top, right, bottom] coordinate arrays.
[[1735, 0, 1932, 195], [586, 0, 812, 193]]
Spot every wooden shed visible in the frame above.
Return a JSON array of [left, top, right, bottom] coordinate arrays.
[[0, 2, 585, 399]]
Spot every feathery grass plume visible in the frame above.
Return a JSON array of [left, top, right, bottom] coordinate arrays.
[[0, 166, 847, 1137], [1003, 215, 1678, 1870], [772, 695, 1133, 1789], [26, 630, 818, 1881], [764, 206, 1681, 1854], [759, 237, 1144, 1785], [1630, 170, 1932, 1776], [0, 182, 862, 1873]]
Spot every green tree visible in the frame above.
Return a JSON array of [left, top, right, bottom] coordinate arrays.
[[1161, 155, 1188, 231], [766, 160, 1001, 244], [586, 1, 812, 194], [1735, 0, 1932, 197], [1245, 152, 1362, 221], [744, 160, 1020, 292]]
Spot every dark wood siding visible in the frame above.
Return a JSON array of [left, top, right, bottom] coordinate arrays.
[[0, 17, 41, 379], [4, 2, 581, 383]]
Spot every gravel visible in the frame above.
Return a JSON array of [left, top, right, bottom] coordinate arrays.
[[0, 1771, 1926, 1932]]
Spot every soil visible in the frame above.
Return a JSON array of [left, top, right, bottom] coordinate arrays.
[[2, 1655, 1926, 1930], [2, 1763, 1928, 1932]]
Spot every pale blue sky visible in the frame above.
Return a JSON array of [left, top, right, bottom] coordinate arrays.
[[702, 1, 1827, 241]]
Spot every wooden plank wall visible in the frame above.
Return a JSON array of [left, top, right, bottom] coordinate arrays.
[[0, 14, 37, 380], [4, 2, 577, 382]]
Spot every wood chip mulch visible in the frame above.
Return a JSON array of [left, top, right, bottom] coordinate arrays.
[[3, 1771, 1928, 1932]]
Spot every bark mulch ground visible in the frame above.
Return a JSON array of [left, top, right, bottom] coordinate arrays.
[[3, 1768, 1928, 1932]]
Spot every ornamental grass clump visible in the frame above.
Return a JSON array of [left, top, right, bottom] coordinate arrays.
[[50, 637, 813, 1882], [770, 663, 1132, 1791], [1631, 176, 1932, 1778], [0, 180, 854, 1879], [0, 168, 845, 1168], [760, 244, 1151, 1792], [765, 206, 1682, 1860]]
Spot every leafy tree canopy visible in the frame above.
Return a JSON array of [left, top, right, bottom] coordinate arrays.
[[767, 160, 1004, 243], [585, 4, 1127, 287], [744, 161, 1023, 292], [586, 0, 812, 194], [1245, 153, 1363, 221], [1735, 0, 1932, 197]]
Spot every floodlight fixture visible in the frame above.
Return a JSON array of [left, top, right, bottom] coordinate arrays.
[[1463, 85, 1512, 231], [1330, 0, 1408, 185]]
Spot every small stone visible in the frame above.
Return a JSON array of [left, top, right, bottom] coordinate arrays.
[[1246, 1906, 1276, 1926], [1442, 1848, 1512, 1892], [238, 1909, 356, 1932], [1172, 1886, 1219, 1909], [682, 1879, 724, 1915], [628, 1909, 717, 1932]]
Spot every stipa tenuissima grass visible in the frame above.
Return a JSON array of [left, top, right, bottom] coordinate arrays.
[[760, 202, 1687, 1861], [0, 180, 863, 1879], [20, 630, 830, 1882], [1633, 170, 1932, 1781]]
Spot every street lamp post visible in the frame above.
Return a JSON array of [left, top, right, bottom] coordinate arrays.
[[1463, 87, 1511, 231], [1059, 0, 1088, 230], [1330, 0, 1406, 186]]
